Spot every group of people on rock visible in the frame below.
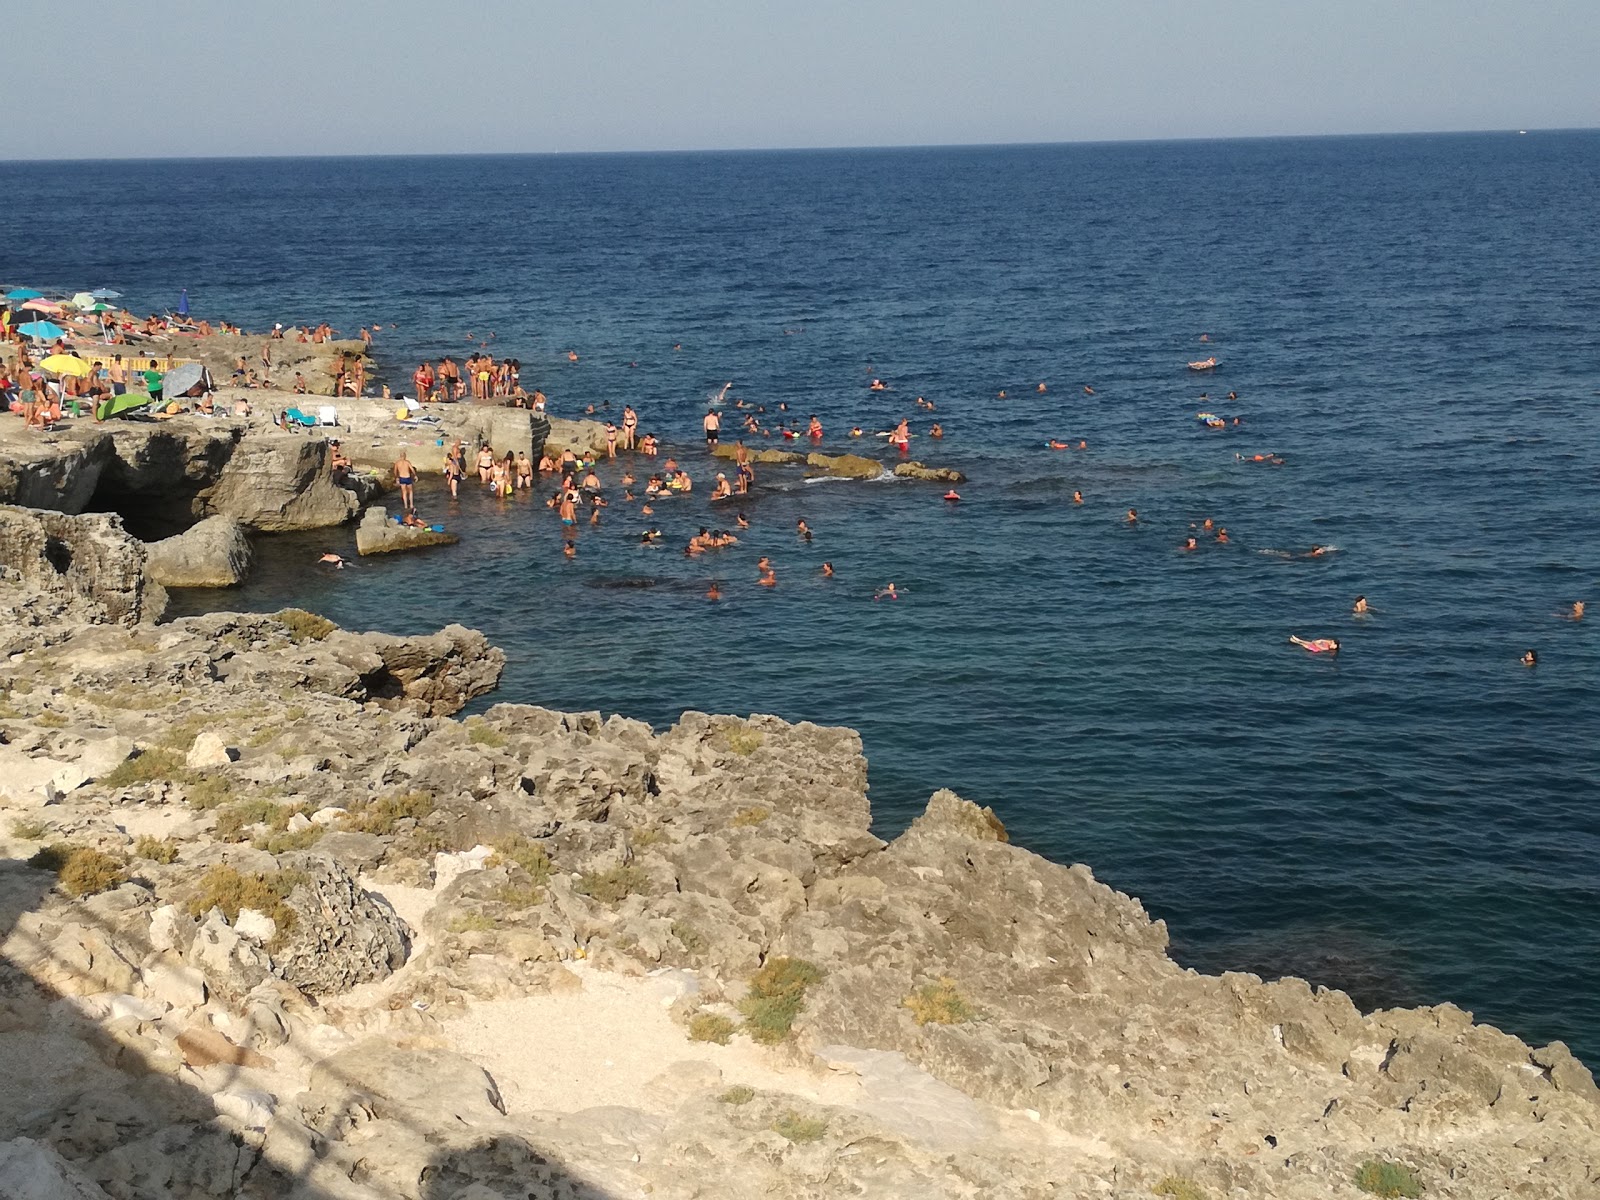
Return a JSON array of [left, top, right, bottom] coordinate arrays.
[[412, 354, 541, 406]]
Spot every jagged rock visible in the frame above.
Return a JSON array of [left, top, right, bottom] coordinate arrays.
[[354, 506, 457, 556], [0, 507, 165, 631], [271, 856, 410, 996], [806, 451, 883, 479], [183, 730, 236, 770], [893, 461, 967, 483], [198, 432, 358, 530], [147, 906, 198, 957], [143, 515, 253, 587], [186, 909, 273, 998], [141, 962, 206, 1008], [711, 443, 806, 465], [212, 1087, 277, 1129], [233, 908, 278, 944], [0, 1137, 114, 1200]]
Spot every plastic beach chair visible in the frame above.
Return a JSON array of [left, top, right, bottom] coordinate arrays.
[[284, 407, 317, 428], [317, 405, 339, 427]]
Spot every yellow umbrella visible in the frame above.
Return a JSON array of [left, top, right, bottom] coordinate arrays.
[[40, 354, 92, 377]]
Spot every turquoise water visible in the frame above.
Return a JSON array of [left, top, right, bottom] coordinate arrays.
[[8, 133, 1599, 1060]]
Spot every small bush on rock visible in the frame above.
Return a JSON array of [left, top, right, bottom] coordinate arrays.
[[134, 835, 179, 863], [274, 608, 336, 643], [186, 865, 304, 936], [576, 865, 648, 905], [1354, 1161, 1423, 1198], [1153, 1178, 1208, 1200], [466, 719, 507, 748], [215, 798, 290, 842], [718, 1085, 755, 1106], [448, 912, 498, 933], [34, 710, 68, 729], [904, 978, 978, 1026], [772, 1111, 828, 1143], [721, 725, 764, 756], [9, 818, 50, 841], [101, 747, 186, 789], [731, 805, 771, 827], [739, 956, 824, 1045], [689, 1013, 736, 1044], [488, 836, 553, 882], [29, 844, 127, 896], [254, 826, 325, 854], [185, 774, 236, 810], [341, 790, 434, 835]]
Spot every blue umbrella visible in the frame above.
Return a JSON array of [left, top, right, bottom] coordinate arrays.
[[90, 288, 122, 299], [177, 288, 189, 317], [6, 288, 43, 300], [18, 320, 67, 340]]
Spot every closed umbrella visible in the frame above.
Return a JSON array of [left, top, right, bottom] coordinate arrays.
[[18, 320, 67, 340], [5, 287, 43, 300], [40, 354, 92, 377], [176, 288, 189, 317]]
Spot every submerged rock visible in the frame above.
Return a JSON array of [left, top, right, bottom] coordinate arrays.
[[806, 451, 883, 479], [893, 460, 967, 483], [354, 506, 457, 555]]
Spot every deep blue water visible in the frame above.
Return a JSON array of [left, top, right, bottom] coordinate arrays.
[[7, 134, 1599, 1062]]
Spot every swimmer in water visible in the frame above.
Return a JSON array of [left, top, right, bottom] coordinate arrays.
[[796, 518, 812, 542], [736, 512, 749, 529], [1289, 636, 1340, 654], [1215, 527, 1229, 543], [1048, 440, 1073, 450], [1126, 508, 1139, 523], [1083, 385, 1094, 395], [943, 490, 961, 502], [850, 426, 864, 437], [563, 540, 576, 558], [1037, 382, 1047, 393], [1182, 536, 1198, 550], [318, 551, 346, 569], [1072, 491, 1083, 504], [707, 582, 722, 601], [1521, 649, 1538, 667], [1567, 601, 1586, 620], [1353, 595, 1370, 614], [930, 423, 943, 438], [874, 582, 900, 601], [822, 562, 834, 578]]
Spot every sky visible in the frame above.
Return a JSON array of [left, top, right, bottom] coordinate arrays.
[[4, 0, 1596, 159]]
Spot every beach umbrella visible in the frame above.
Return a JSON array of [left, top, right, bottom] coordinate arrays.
[[18, 320, 67, 340], [17, 298, 63, 314], [162, 362, 207, 397], [5, 287, 43, 300], [83, 302, 114, 313], [70, 292, 96, 309], [90, 288, 121, 299], [177, 288, 189, 317], [40, 354, 92, 377]]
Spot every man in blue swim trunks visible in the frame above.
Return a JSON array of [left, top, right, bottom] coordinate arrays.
[[393, 451, 416, 511]]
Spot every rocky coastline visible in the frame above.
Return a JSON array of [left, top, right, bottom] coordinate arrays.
[[0, 507, 1596, 1199]]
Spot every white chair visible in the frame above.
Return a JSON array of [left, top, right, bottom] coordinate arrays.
[[317, 405, 339, 427]]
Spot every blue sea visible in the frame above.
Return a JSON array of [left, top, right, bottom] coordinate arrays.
[[7, 133, 1599, 1062]]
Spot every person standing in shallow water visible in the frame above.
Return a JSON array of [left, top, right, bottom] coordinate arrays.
[[704, 408, 720, 448], [393, 451, 416, 512]]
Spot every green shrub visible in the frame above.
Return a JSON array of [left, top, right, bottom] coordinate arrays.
[[28, 844, 125, 897], [448, 912, 498, 933], [101, 747, 186, 789], [34, 710, 68, 729], [689, 1013, 736, 1045], [575, 864, 648, 905], [492, 882, 546, 908], [631, 827, 666, 849], [157, 714, 212, 751], [721, 725, 764, 756], [903, 978, 978, 1026], [186, 864, 304, 936], [772, 1111, 828, 1143], [133, 835, 179, 863], [672, 921, 708, 955], [488, 836, 552, 883], [1153, 1178, 1208, 1200], [9, 817, 50, 841], [738, 956, 824, 1045], [718, 1085, 755, 1106], [466, 719, 506, 747], [340, 790, 434, 835], [254, 825, 325, 854], [731, 805, 770, 827], [274, 608, 336, 643], [184, 774, 236, 810], [1354, 1161, 1423, 1198]]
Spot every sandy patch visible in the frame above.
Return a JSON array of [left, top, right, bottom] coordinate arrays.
[[437, 962, 862, 1115]]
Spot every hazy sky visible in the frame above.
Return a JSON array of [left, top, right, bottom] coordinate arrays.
[[5, 1, 1595, 158]]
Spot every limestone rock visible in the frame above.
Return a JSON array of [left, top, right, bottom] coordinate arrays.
[[0, 1137, 114, 1200], [271, 856, 410, 995], [143, 515, 253, 588], [355, 506, 458, 556], [141, 962, 206, 1008], [0, 507, 164, 630], [175, 1024, 274, 1069], [308, 1040, 507, 1125], [893, 461, 967, 483], [184, 730, 236, 770], [712, 443, 806, 465], [806, 451, 883, 479], [233, 907, 278, 944], [198, 432, 358, 530], [185, 908, 272, 998], [147, 905, 198, 957]]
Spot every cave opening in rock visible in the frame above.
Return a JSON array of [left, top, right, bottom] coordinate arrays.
[[82, 478, 204, 543]]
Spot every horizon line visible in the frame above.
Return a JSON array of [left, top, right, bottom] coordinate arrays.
[[1, 125, 1592, 167]]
